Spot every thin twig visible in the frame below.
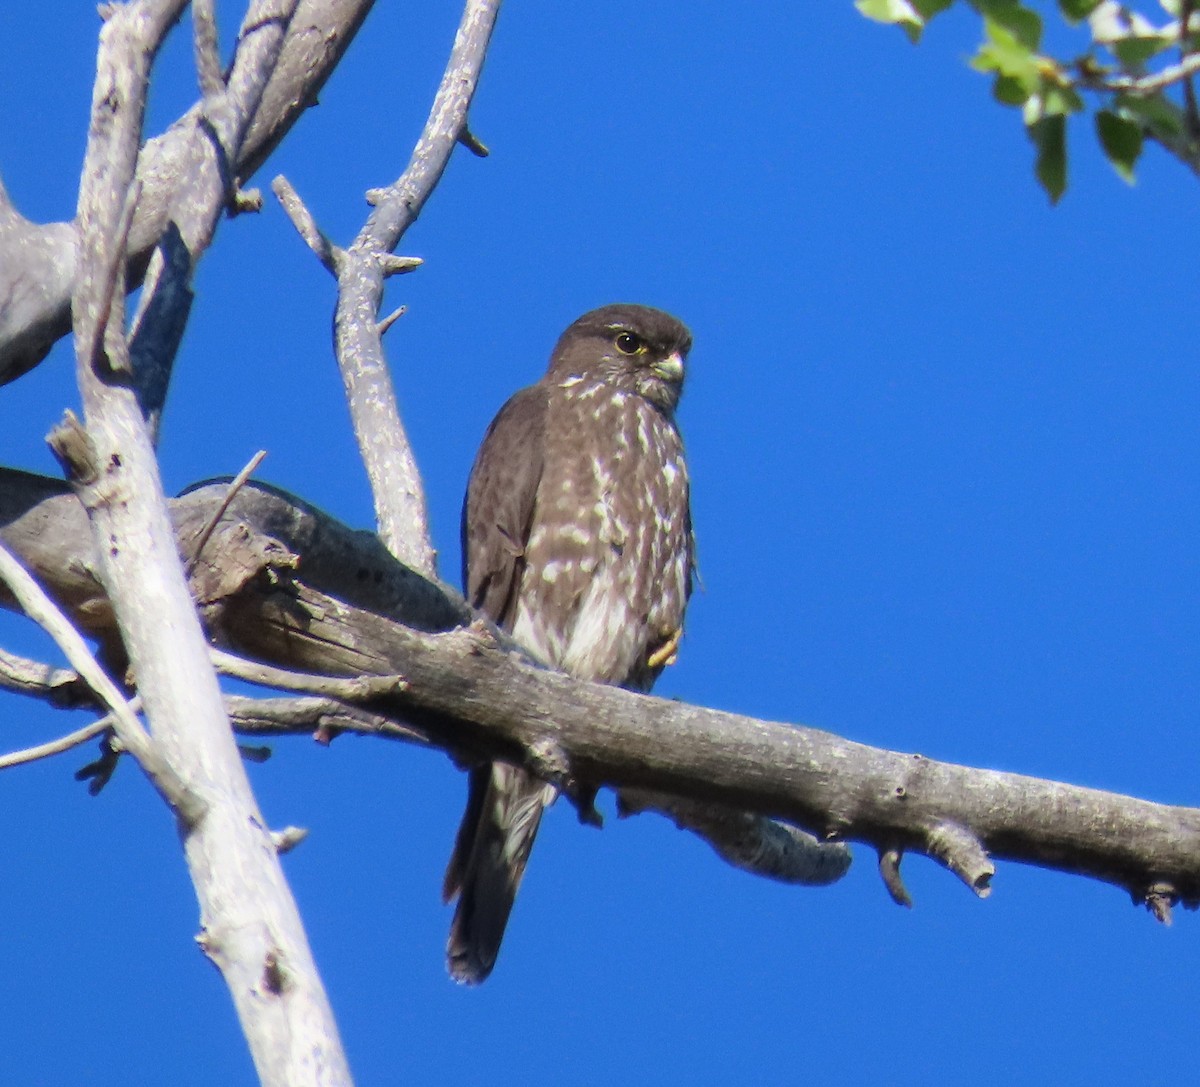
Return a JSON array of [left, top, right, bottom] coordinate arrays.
[[0, 713, 121, 771], [1080, 51, 1200, 94], [185, 448, 267, 573], [376, 304, 407, 336], [0, 648, 82, 704], [271, 175, 341, 272], [193, 0, 225, 100], [211, 647, 406, 698], [225, 694, 431, 745], [0, 540, 199, 817], [328, 0, 503, 577]]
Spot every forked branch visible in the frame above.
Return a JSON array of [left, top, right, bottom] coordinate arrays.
[[275, 0, 503, 576]]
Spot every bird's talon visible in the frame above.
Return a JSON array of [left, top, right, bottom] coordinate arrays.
[[647, 627, 683, 670]]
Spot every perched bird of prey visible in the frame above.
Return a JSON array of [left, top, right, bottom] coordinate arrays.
[[443, 303, 695, 984]]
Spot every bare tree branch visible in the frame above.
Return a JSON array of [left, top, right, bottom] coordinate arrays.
[[192, 0, 225, 101], [0, 716, 114, 771], [3, 469, 1198, 917], [185, 449, 268, 574], [59, 1, 352, 1080], [0, 647, 82, 704], [0, 0, 376, 385], [618, 791, 852, 887], [226, 693, 432, 746], [276, 0, 503, 576], [127, 0, 299, 426], [212, 645, 407, 700], [0, 541, 184, 801], [273, 175, 341, 272]]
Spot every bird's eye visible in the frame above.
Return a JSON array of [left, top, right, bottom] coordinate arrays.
[[615, 331, 644, 355]]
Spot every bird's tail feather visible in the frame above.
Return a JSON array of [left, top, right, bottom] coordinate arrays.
[[443, 761, 554, 984]]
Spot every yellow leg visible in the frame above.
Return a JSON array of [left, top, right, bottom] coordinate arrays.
[[647, 627, 683, 670]]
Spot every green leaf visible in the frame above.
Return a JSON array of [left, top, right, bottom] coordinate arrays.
[[913, 0, 955, 17], [993, 72, 1032, 105], [1040, 81, 1084, 116], [1115, 91, 1185, 138], [976, 0, 1043, 50], [855, 0, 925, 41], [1096, 110, 1144, 183], [972, 19, 1042, 97], [1028, 114, 1068, 203], [1057, 0, 1103, 22], [856, 0, 956, 40], [1112, 33, 1173, 67]]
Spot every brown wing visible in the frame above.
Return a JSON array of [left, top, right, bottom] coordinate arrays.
[[445, 382, 552, 984], [460, 383, 548, 631]]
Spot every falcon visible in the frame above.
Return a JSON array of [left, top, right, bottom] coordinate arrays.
[[443, 303, 695, 984]]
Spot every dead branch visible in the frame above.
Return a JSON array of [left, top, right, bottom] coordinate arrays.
[[3, 467, 1198, 916], [275, 0, 503, 576], [0, 0, 376, 385], [60, 0, 351, 1079]]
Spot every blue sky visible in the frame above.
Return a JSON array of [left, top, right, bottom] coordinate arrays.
[[2, 3, 1199, 1083]]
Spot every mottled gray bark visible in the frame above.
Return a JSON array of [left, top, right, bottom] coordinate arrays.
[[3, 468, 1198, 917], [50, 2, 352, 1082], [0, 0, 374, 385]]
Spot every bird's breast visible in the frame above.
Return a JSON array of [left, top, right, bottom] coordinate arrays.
[[513, 388, 691, 687]]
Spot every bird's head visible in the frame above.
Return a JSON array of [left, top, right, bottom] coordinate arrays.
[[548, 303, 692, 413]]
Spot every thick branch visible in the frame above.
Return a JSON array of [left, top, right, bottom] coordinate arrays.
[[2, 468, 1198, 914], [64, 1, 351, 1080]]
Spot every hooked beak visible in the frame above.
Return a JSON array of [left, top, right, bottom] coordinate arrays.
[[653, 351, 685, 383]]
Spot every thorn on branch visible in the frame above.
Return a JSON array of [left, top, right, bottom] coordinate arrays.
[[1144, 881, 1178, 925], [313, 722, 341, 745], [926, 822, 994, 898], [47, 411, 101, 486], [229, 186, 263, 216], [377, 304, 407, 337], [457, 126, 490, 157], [376, 253, 424, 278], [878, 847, 913, 908], [271, 825, 309, 854]]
